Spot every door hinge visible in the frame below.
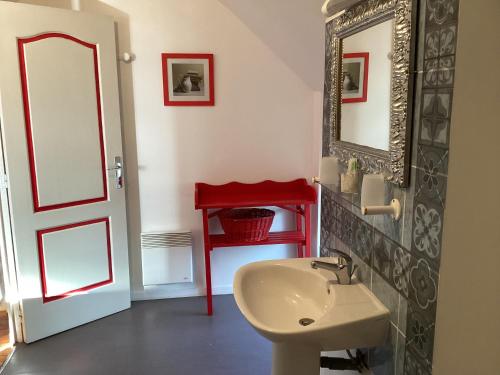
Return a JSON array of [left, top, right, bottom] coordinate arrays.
[[0, 174, 8, 190]]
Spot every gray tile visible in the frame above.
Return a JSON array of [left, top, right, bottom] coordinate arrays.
[[404, 348, 432, 375], [422, 22, 457, 91], [417, 145, 448, 176], [321, 190, 337, 256], [424, 29, 439, 59], [398, 295, 408, 336], [401, 167, 417, 251], [353, 205, 374, 227], [425, 0, 459, 28], [352, 216, 374, 265], [372, 273, 399, 326], [321, 236, 338, 257], [373, 231, 394, 282], [411, 199, 444, 271], [415, 0, 428, 71], [396, 332, 406, 375], [439, 24, 457, 56], [437, 56, 455, 86], [350, 176, 371, 222], [339, 204, 354, 247], [369, 323, 397, 375], [405, 299, 437, 369], [415, 162, 447, 209], [320, 228, 336, 256], [423, 59, 438, 87], [411, 74, 424, 167], [421, 89, 452, 121], [332, 187, 357, 212], [392, 247, 412, 299], [419, 114, 450, 149], [408, 257, 438, 311], [334, 237, 351, 255], [419, 89, 452, 151], [351, 251, 371, 290]]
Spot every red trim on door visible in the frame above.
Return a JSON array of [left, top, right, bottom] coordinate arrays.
[[161, 53, 215, 106], [17, 32, 108, 213], [37, 217, 113, 304], [342, 52, 369, 104]]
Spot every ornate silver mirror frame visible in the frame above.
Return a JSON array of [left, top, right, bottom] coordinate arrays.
[[328, 0, 417, 187]]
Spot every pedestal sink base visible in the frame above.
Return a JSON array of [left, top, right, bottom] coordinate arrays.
[[272, 343, 320, 375], [234, 258, 390, 375]]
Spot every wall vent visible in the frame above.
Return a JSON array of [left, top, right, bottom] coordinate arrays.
[[141, 231, 193, 286], [141, 231, 192, 249]]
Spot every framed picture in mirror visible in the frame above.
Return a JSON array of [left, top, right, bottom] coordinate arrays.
[[342, 52, 369, 103]]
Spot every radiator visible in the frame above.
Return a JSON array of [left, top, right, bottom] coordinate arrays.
[[141, 231, 193, 286]]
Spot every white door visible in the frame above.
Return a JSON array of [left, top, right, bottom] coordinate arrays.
[[0, 2, 130, 342]]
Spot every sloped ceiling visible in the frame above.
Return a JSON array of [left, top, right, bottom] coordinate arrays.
[[217, 0, 326, 91]]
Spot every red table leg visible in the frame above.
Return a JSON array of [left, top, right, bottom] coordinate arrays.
[[202, 209, 213, 315], [296, 205, 303, 258], [304, 204, 311, 257]]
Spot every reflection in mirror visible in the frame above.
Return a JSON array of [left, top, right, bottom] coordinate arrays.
[[340, 18, 394, 151], [328, 0, 416, 186]]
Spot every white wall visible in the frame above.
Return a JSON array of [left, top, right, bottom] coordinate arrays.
[[218, 0, 326, 90], [433, 0, 500, 373], [16, 0, 323, 299], [341, 19, 393, 151]]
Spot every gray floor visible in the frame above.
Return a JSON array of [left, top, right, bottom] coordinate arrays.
[[3, 295, 272, 375]]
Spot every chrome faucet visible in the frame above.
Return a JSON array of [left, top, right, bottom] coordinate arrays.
[[311, 250, 357, 285]]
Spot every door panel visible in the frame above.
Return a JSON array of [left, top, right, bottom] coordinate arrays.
[[19, 34, 107, 211], [38, 218, 112, 303], [0, 2, 130, 342]]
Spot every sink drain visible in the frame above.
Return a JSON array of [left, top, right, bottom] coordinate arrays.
[[299, 318, 315, 326]]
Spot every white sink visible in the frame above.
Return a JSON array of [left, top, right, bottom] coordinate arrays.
[[233, 257, 389, 375]]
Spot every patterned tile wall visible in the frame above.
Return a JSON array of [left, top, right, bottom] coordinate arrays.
[[320, 1, 460, 374]]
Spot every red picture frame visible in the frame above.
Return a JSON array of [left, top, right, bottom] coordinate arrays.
[[342, 52, 369, 104], [162, 53, 214, 106]]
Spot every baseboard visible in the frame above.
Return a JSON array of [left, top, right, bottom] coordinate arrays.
[[131, 284, 233, 301]]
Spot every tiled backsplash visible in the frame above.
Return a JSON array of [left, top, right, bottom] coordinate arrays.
[[320, 1, 459, 374]]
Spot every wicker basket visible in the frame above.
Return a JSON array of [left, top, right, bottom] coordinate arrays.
[[219, 208, 275, 242]]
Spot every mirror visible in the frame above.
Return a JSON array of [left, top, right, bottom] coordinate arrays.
[[340, 18, 394, 151], [327, 0, 417, 187]]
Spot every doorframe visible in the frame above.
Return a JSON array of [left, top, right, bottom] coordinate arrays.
[[0, 113, 24, 344]]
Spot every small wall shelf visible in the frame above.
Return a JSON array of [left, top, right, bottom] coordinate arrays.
[[195, 179, 317, 315]]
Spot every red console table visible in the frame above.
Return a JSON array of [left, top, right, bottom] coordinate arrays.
[[194, 179, 317, 315]]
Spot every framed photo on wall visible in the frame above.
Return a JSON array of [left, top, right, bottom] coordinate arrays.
[[342, 52, 369, 103], [162, 53, 214, 106]]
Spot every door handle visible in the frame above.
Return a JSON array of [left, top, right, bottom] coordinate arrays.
[[107, 156, 123, 189]]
